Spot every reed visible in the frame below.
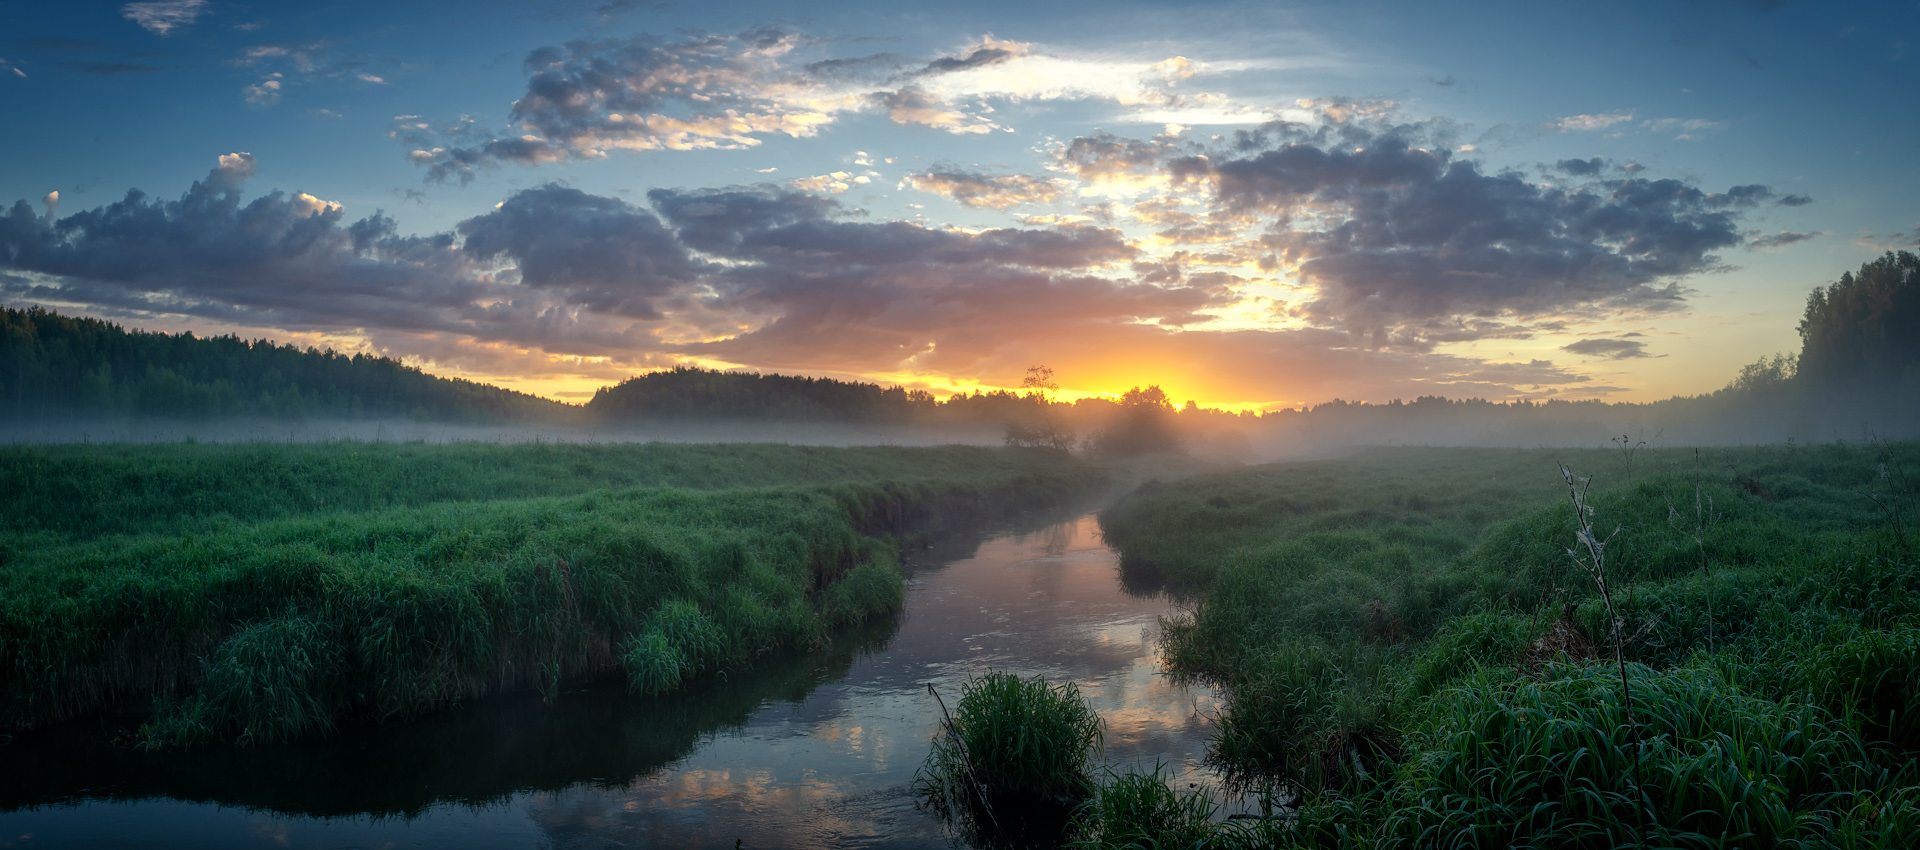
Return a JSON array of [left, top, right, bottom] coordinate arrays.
[[1085, 440, 1920, 846], [0, 441, 1111, 747], [1069, 763, 1219, 850]]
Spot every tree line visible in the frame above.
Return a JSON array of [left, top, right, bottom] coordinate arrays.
[[0, 306, 568, 423], [2, 250, 1914, 445]]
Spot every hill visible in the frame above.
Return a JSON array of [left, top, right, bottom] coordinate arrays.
[[0, 306, 571, 423]]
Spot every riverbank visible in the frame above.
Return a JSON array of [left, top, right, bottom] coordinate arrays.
[[1093, 440, 1920, 847], [0, 442, 1114, 748]]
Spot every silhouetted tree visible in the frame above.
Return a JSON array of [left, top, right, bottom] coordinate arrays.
[[1091, 385, 1182, 457], [1003, 365, 1076, 451]]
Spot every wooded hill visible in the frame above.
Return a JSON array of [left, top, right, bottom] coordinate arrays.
[[0, 306, 569, 423]]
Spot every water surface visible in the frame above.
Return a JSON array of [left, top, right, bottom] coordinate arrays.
[[0, 513, 1219, 849]]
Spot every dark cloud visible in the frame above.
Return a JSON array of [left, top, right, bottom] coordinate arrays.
[[458, 185, 702, 319], [1562, 338, 1653, 359], [1706, 184, 1772, 207], [5, 164, 1237, 388], [639, 186, 1231, 374], [0, 154, 492, 339], [1749, 230, 1822, 249], [802, 52, 908, 81], [1053, 132, 1185, 183], [912, 47, 1014, 77], [1555, 156, 1605, 176], [1153, 131, 1763, 346], [1776, 193, 1813, 207], [4, 147, 1712, 404]]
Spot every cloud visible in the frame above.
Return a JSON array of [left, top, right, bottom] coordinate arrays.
[[866, 86, 999, 134], [1551, 112, 1633, 132], [1705, 184, 1773, 207], [1555, 156, 1606, 176], [231, 40, 398, 107], [400, 30, 1277, 183], [0, 153, 522, 346], [1852, 226, 1920, 251], [904, 170, 1068, 209], [122, 0, 207, 35], [912, 45, 1018, 77], [1776, 193, 1812, 207], [1052, 131, 1187, 189], [1749, 230, 1822, 250], [407, 30, 851, 182], [1164, 129, 1763, 346], [457, 185, 703, 319], [243, 74, 283, 105], [1645, 117, 1725, 140], [1, 161, 1196, 383], [1562, 338, 1653, 359]]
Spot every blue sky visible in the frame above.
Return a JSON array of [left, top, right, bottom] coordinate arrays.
[[2, 0, 1914, 406]]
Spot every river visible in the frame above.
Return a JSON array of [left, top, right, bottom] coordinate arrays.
[[0, 513, 1222, 848]]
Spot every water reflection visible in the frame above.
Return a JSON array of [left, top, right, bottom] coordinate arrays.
[[0, 514, 1219, 849]]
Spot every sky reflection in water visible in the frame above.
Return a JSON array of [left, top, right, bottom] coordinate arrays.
[[0, 515, 1218, 849], [527, 514, 1220, 849]]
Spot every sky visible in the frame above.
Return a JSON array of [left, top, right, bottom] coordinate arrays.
[[1, 0, 1915, 409]]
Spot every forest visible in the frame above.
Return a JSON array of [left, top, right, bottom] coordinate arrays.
[[2, 252, 1915, 456]]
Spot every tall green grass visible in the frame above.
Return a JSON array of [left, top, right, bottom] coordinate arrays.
[[916, 670, 1105, 841], [0, 441, 1093, 543], [1089, 440, 1920, 846], [0, 442, 1111, 747], [1069, 763, 1220, 850]]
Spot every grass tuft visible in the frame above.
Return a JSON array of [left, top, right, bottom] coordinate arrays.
[[916, 670, 1105, 834]]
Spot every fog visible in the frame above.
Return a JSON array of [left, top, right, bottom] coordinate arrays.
[[0, 416, 1008, 449], [4, 388, 1912, 467]]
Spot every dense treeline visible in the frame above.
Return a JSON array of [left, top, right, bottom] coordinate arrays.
[[1798, 249, 1920, 390], [586, 365, 942, 423], [0, 306, 569, 423]]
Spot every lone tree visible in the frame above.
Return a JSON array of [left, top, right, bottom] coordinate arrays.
[[1002, 365, 1076, 451]]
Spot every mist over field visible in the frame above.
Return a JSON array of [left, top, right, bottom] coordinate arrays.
[[5, 0, 1920, 846]]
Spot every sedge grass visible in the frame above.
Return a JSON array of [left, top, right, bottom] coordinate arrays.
[[916, 670, 1105, 837], [1069, 763, 1219, 850], [0, 442, 1110, 746], [1086, 440, 1920, 846]]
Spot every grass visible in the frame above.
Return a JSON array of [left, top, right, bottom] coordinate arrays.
[[0, 441, 1112, 747], [1084, 439, 1920, 847], [1069, 763, 1220, 850], [916, 670, 1106, 842]]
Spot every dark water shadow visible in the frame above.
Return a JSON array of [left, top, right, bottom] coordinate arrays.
[[0, 499, 1109, 822], [0, 615, 900, 819]]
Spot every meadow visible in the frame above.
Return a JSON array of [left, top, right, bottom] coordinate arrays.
[[0, 441, 1111, 748], [1082, 438, 1920, 848]]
